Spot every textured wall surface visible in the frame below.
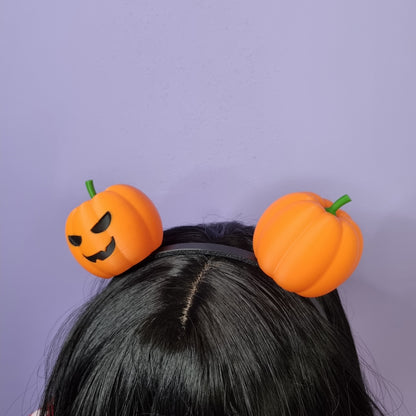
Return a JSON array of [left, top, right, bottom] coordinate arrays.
[[1, 1, 415, 414]]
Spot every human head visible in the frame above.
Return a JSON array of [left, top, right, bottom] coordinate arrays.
[[40, 222, 382, 415]]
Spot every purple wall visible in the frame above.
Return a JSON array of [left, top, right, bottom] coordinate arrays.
[[1, 1, 415, 414]]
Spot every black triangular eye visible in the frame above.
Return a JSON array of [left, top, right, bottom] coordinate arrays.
[[68, 235, 82, 246], [91, 211, 112, 233]]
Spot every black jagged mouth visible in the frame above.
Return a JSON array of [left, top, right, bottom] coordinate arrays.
[[84, 237, 116, 263]]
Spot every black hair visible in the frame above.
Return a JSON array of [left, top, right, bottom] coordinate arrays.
[[39, 222, 385, 415]]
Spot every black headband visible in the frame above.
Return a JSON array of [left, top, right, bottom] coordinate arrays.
[[154, 242, 258, 265]]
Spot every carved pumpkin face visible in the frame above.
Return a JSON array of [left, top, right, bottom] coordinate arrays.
[[66, 182, 163, 278], [253, 192, 363, 297]]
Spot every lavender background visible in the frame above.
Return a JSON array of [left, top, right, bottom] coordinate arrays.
[[1, 1, 415, 414]]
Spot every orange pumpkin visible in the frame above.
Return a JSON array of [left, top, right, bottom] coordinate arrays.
[[253, 192, 363, 297], [66, 180, 163, 278]]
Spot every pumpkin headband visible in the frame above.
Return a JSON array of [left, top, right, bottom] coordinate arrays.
[[66, 180, 363, 298]]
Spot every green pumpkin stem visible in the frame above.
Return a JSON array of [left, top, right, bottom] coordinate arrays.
[[85, 180, 97, 198], [325, 194, 351, 215]]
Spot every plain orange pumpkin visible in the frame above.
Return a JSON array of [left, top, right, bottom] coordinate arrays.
[[66, 181, 163, 278], [253, 192, 363, 297]]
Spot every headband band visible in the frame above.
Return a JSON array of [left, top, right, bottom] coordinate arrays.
[[153, 242, 258, 265]]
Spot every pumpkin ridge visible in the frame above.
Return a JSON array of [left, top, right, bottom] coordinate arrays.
[[256, 202, 323, 274], [105, 188, 156, 246], [87, 195, 120, 277], [95, 190, 152, 267], [298, 218, 363, 297], [270, 205, 327, 279], [343, 219, 363, 265], [255, 199, 319, 252], [73, 200, 111, 278], [299, 216, 344, 294], [92, 197, 132, 273], [254, 194, 320, 248], [334, 212, 363, 263], [79, 200, 103, 254]]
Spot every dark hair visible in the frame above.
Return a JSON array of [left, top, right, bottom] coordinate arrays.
[[40, 222, 384, 415]]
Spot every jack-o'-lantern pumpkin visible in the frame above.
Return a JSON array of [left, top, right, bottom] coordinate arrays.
[[66, 180, 163, 278], [253, 192, 363, 297]]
